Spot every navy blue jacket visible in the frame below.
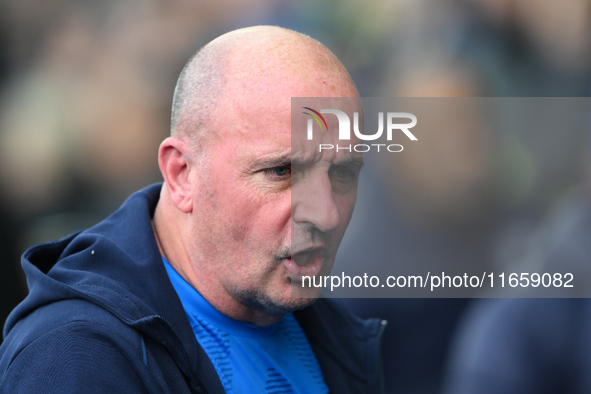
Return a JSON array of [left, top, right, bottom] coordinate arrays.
[[0, 184, 384, 393]]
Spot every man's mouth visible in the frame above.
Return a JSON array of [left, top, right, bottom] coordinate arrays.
[[283, 247, 326, 281]]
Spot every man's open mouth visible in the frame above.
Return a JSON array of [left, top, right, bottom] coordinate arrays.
[[284, 247, 326, 280]]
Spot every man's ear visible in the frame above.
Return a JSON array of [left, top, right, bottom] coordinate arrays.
[[158, 137, 193, 213]]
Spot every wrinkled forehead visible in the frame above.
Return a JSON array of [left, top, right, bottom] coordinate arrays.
[[291, 97, 364, 165]]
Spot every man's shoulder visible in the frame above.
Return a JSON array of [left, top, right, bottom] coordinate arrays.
[[1, 297, 141, 360], [0, 299, 149, 393]]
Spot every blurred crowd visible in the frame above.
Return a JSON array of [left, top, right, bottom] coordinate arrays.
[[1, 0, 590, 393]]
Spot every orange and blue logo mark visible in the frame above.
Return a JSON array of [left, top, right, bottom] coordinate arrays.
[[302, 107, 328, 131]]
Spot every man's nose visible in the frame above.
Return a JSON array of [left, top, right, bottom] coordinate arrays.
[[292, 172, 340, 233]]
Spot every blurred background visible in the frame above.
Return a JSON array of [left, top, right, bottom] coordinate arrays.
[[1, 0, 590, 393]]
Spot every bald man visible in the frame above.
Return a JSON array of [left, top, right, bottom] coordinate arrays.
[[0, 26, 384, 393]]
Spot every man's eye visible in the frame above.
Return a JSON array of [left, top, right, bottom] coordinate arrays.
[[328, 165, 360, 194], [264, 166, 291, 178], [332, 168, 352, 179], [330, 167, 356, 181]]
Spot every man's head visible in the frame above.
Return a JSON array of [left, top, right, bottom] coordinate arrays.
[[153, 26, 361, 326]]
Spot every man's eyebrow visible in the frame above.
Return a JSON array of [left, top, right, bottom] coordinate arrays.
[[255, 153, 365, 168], [255, 153, 292, 168], [332, 156, 365, 168], [291, 154, 365, 168]]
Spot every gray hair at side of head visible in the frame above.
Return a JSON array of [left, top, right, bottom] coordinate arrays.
[[170, 41, 230, 157]]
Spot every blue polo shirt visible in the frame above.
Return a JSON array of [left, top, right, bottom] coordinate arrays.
[[163, 258, 329, 394]]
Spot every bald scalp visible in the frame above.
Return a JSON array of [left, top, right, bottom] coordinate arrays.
[[170, 26, 358, 154], [225, 27, 356, 96]]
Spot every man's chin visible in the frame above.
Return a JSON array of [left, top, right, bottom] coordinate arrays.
[[289, 279, 322, 300], [261, 293, 318, 317], [237, 287, 319, 317]]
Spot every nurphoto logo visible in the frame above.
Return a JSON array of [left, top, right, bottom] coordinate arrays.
[[303, 107, 418, 152]]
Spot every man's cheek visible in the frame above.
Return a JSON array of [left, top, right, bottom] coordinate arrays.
[[226, 203, 257, 242]]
